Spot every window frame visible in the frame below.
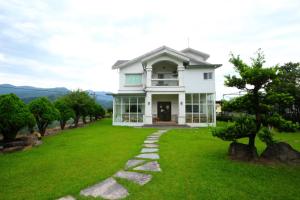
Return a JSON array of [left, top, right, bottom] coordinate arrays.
[[204, 72, 213, 80], [124, 73, 143, 86]]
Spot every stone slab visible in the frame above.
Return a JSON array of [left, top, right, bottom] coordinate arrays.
[[136, 153, 159, 159], [125, 159, 146, 169], [147, 136, 160, 140], [114, 170, 152, 185], [80, 177, 128, 199], [141, 148, 158, 153], [133, 161, 162, 172], [143, 144, 158, 148], [144, 140, 158, 144], [57, 195, 76, 200]]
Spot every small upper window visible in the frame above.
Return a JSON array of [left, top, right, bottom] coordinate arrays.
[[204, 72, 213, 80], [125, 74, 142, 86]]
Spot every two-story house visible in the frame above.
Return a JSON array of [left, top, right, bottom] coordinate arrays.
[[111, 46, 221, 127]]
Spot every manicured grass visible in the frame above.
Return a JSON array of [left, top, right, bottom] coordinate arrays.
[[1, 120, 300, 200], [122, 126, 300, 200], [0, 119, 155, 200]]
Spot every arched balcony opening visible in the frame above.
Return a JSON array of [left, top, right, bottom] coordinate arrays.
[[151, 60, 179, 86]]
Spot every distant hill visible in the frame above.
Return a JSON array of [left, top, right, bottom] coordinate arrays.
[[0, 84, 113, 109]]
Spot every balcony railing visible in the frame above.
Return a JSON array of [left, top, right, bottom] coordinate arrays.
[[151, 79, 179, 86]]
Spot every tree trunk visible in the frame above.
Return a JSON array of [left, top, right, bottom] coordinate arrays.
[[60, 120, 66, 130], [83, 116, 86, 124], [248, 134, 256, 148], [74, 115, 80, 127]]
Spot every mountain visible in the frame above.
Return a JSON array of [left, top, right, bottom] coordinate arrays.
[[0, 84, 113, 109]]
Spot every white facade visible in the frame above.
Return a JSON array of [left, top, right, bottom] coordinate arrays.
[[112, 46, 221, 127]]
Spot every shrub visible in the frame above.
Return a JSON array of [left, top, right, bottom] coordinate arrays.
[[212, 115, 257, 142], [258, 127, 276, 146], [0, 94, 35, 141], [267, 113, 299, 132], [29, 97, 59, 136], [216, 114, 233, 122], [54, 98, 75, 130]]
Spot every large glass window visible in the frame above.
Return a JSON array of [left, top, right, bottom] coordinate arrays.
[[125, 74, 142, 86], [185, 93, 215, 124], [114, 96, 145, 123]]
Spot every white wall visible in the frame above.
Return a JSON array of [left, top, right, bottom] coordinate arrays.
[[184, 68, 215, 93], [118, 61, 145, 92]]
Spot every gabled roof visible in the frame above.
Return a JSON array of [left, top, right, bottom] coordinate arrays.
[[181, 48, 210, 61], [112, 45, 219, 69]]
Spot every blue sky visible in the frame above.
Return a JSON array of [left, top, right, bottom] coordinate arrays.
[[0, 0, 299, 99]]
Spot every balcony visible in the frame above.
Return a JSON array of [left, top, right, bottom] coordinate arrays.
[[151, 79, 179, 86]]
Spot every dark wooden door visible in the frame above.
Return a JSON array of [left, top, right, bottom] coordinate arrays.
[[157, 102, 171, 121]]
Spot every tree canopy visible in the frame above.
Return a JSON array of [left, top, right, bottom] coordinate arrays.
[[29, 97, 59, 136], [0, 94, 35, 141], [54, 97, 75, 130]]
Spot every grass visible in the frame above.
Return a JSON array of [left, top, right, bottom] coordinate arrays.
[[122, 125, 300, 200], [1, 119, 300, 200], [0, 119, 155, 200]]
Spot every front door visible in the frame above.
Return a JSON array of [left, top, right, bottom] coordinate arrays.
[[157, 102, 171, 121]]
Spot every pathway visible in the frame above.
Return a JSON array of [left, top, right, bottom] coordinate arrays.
[[57, 129, 167, 200]]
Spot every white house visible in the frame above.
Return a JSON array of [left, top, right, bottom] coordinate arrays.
[[111, 46, 221, 127]]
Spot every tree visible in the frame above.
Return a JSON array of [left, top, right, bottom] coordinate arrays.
[[29, 97, 59, 136], [220, 49, 277, 148], [267, 62, 300, 122], [0, 94, 35, 142], [94, 103, 105, 120], [54, 98, 75, 130], [64, 90, 93, 127]]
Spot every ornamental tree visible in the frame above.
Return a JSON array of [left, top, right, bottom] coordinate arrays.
[[29, 97, 59, 136], [219, 49, 277, 148], [54, 98, 75, 130], [0, 94, 35, 141], [64, 90, 94, 127]]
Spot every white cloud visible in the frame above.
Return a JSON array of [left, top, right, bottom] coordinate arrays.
[[0, 0, 299, 99]]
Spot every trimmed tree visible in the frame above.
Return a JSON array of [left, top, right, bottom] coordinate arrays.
[[64, 90, 93, 127], [0, 94, 35, 142], [223, 50, 276, 147], [54, 98, 75, 130], [29, 97, 59, 136]]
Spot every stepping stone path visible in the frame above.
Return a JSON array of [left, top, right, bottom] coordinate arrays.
[[80, 177, 128, 199], [144, 143, 158, 148], [136, 153, 160, 159], [57, 195, 76, 200], [57, 129, 167, 200], [114, 170, 152, 185], [133, 161, 162, 172], [141, 148, 158, 153]]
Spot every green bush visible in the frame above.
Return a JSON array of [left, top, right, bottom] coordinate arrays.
[[216, 114, 233, 122], [267, 113, 299, 132], [29, 97, 59, 136], [212, 115, 257, 142], [258, 127, 275, 146], [0, 94, 35, 141]]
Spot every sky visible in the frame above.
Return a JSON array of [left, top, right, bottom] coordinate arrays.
[[0, 0, 299, 100]]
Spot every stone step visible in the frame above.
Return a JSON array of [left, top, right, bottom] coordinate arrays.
[[80, 177, 128, 199], [136, 153, 159, 159], [144, 139, 158, 144], [143, 144, 158, 148], [57, 195, 76, 200], [133, 161, 162, 172], [125, 159, 146, 170], [141, 148, 158, 153], [114, 170, 152, 185]]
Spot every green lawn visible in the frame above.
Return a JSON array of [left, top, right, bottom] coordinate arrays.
[[1, 119, 300, 200], [0, 119, 155, 200]]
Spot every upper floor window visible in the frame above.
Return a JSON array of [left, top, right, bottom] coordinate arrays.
[[125, 74, 142, 86], [204, 72, 213, 80]]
